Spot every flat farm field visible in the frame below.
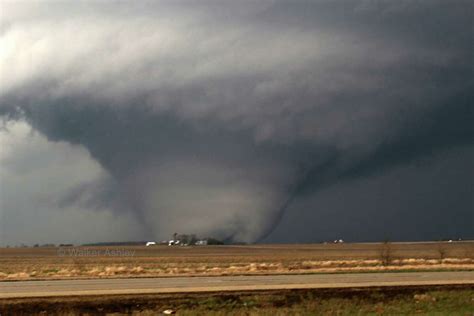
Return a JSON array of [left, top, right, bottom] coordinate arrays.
[[1, 242, 473, 280]]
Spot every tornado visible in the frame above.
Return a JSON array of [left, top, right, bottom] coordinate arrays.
[[1, 1, 472, 244]]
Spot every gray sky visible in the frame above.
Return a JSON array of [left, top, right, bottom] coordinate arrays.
[[0, 0, 473, 245]]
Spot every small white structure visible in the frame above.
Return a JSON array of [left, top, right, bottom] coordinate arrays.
[[145, 241, 156, 246], [195, 240, 208, 246], [168, 240, 180, 246]]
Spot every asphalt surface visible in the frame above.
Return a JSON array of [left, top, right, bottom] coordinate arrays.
[[0, 271, 473, 298]]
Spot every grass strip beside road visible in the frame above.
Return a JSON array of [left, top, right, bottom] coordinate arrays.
[[0, 285, 472, 315]]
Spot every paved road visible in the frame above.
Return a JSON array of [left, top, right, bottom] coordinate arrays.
[[0, 271, 473, 298]]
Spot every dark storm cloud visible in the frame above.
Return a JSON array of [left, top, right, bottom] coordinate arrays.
[[266, 146, 474, 243], [1, 0, 472, 242]]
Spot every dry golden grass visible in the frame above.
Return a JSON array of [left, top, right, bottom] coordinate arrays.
[[1, 242, 473, 280]]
